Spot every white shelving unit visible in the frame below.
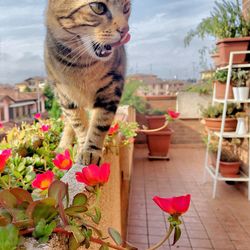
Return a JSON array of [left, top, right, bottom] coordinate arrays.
[[204, 51, 250, 200]]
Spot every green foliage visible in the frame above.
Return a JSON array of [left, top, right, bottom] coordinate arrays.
[[117, 121, 139, 146], [145, 109, 166, 115], [108, 227, 123, 245], [33, 219, 57, 243], [120, 80, 147, 113], [214, 69, 230, 83], [43, 84, 54, 111], [184, 0, 250, 45], [0, 119, 64, 191], [185, 79, 213, 95], [0, 224, 19, 250], [49, 99, 62, 120], [233, 68, 249, 87], [201, 103, 243, 118]]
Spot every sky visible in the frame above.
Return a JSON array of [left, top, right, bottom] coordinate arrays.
[[0, 0, 219, 83]]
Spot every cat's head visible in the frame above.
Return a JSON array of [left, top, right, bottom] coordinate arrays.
[[47, 0, 131, 60]]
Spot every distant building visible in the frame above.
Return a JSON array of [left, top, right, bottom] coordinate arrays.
[[126, 74, 186, 96], [15, 77, 48, 93], [0, 85, 46, 124]]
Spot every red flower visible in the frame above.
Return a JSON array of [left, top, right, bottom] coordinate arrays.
[[0, 123, 3, 129], [76, 163, 110, 186], [0, 149, 12, 173], [108, 123, 119, 136], [40, 125, 50, 132], [153, 194, 191, 215], [167, 110, 180, 119], [34, 113, 41, 120], [53, 149, 73, 171], [32, 171, 54, 190]]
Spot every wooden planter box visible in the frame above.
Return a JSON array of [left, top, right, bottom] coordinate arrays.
[[216, 37, 250, 66]]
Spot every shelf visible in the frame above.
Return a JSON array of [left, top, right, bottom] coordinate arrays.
[[217, 63, 250, 70], [206, 165, 249, 182], [214, 131, 250, 138], [214, 98, 250, 104]]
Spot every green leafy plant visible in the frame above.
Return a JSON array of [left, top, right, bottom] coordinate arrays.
[[200, 103, 243, 118], [233, 68, 249, 87], [0, 224, 19, 250], [185, 79, 213, 95], [184, 0, 250, 46]]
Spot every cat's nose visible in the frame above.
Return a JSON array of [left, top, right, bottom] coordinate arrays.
[[117, 25, 130, 38]]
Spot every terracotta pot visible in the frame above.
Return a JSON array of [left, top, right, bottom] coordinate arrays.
[[146, 128, 173, 157], [210, 153, 241, 178], [216, 37, 250, 66], [204, 118, 237, 132], [146, 115, 168, 131], [211, 53, 220, 67], [214, 81, 234, 99], [219, 161, 241, 177]]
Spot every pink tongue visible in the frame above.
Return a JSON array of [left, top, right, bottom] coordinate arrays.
[[112, 33, 131, 48]]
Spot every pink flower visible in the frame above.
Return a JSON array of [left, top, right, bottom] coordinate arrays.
[[153, 194, 191, 215], [40, 125, 50, 132], [53, 149, 73, 171], [108, 123, 119, 136], [32, 171, 54, 190], [0, 123, 3, 129], [0, 149, 12, 173], [76, 163, 110, 186], [167, 110, 180, 119], [34, 113, 41, 120]]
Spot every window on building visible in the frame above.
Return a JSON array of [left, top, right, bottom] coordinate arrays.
[[0, 107, 4, 121]]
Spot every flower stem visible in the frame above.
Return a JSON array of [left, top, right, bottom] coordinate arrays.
[[147, 225, 174, 250]]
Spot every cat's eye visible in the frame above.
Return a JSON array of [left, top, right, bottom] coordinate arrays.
[[123, 2, 131, 14], [90, 2, 108, 15]]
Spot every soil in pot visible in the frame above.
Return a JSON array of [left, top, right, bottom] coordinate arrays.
[[214, 81, 234, 99], [204, 118, 237, 132], [146, 128, 173, 158], [216, 37, 250, 66], [146, 115, 168, 131]]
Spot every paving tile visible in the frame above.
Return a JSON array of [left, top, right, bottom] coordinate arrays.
[[127, 226, 147, 235], [187, 229, 209, 239], [211, 239, 235, 249], [127, 234, 148, 245], [190, 238, 213, 249]]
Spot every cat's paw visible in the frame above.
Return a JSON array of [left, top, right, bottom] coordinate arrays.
[[76, 151, 102, 166]]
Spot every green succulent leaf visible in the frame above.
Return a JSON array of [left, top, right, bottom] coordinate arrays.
[[0, 224, 19, 250], [48, 180, 68, 206], [72, 193, 88, 206], [92, 207, 101, 225], [0, 190, 17, 209], [108, 227, 122, 246], [100, 244, 109, 250], [33, 219, 57, 243], [64, 206, 88, 216], [9, 188, 33, 204], [65, 225, 85, 244], [69, 235, 81, 250]]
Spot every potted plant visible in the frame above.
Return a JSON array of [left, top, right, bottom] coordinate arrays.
[[208, 138, 241, 178], [232, 69, 250, 101], [145, 109, 168, 131], [201, 103, 243, 131], [213, 69, 234, 99], [139, 110, 179, 160], [185, 0, 250, 66]]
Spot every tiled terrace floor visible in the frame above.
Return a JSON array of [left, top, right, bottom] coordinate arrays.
[[127, 145, 250, 250]]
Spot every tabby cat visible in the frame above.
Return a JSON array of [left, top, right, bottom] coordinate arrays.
[[45, 0, 131, 165]]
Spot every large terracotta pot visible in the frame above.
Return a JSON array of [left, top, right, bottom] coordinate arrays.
[[216, 37, 250, 66], [204, 118, 237, 132], [146, 128, 173, 158], [146, 115, 167, 131], [214, 81, 234, 99]]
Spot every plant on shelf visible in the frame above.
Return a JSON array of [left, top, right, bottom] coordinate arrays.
[[213, 69, 236, 99], [206, 137, 241, 178], [200, 103, 243, 132], [184, 0, 250, 66], [232, 69, 250, 101]]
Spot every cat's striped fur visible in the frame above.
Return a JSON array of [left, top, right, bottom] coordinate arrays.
[[45, 0, 131, 165]]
